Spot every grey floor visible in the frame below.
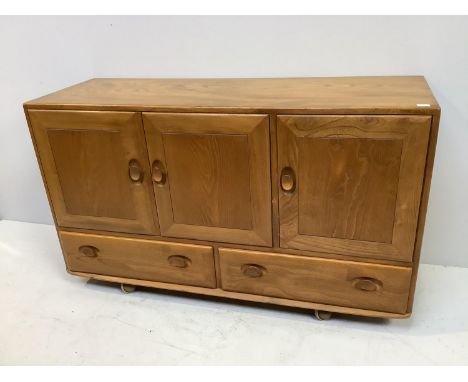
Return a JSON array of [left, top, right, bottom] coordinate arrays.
[[1, 220, 467, 365]]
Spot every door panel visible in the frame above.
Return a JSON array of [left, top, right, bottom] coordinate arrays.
[[298, 137, 403, 243], [29, 110, 158, 234], [164, 133, 252, 230], [277, 115, 431, 261], [143, 113, 272, 246]]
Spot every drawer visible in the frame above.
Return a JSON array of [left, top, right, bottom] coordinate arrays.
[[219, 248, 412, 313], [60, 232, 216, 288]]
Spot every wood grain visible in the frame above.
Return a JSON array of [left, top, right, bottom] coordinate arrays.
[[28, 110, 158, 234], [48, 129, 136, 219], [143, 113, 272, 246], [298, 137, 402, 243], [60, 231, 216, 288], [24, 77, 438, 114], [278, 115, 431, 262], [219, 248, 412, 314], [164, 133, 252, 229]]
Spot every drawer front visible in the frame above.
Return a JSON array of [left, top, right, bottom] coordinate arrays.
[[219, 248, 412, 313], [60, 232, 216, 288]]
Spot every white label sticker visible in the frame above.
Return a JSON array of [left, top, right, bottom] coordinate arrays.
[[417, 103, 431, 107]]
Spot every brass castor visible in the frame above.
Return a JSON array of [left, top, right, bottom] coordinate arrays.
[[120, 283, 137, 294], [314, 310, 332, 321]]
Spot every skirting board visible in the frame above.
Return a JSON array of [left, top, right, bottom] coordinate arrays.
[[69, 269, 411, 319]]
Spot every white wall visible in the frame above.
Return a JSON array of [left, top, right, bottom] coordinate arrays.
[[1, 16, 467, 267]]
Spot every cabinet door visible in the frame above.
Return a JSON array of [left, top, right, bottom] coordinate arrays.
[[277, 115, 431, 262], [143, 113, 272, 246], [29, 110, 157, 234]]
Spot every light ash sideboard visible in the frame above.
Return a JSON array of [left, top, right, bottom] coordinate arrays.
[[24, 77, 440, 320]]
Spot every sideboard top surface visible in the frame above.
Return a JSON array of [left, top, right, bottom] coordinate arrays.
[[24, 76, 439, 114]]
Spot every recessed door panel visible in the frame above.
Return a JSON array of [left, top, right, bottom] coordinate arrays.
[[277, 115, 431, 261], [164, 133, 253, 230], [297, 137, 403, 243], [29, 110, 158, 234], [143, 113, 272, 246]]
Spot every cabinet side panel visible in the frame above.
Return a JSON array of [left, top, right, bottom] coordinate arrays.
[[407, 112, 440, 312], [23, 106, 59, 226], [24, 106, 71, 273]]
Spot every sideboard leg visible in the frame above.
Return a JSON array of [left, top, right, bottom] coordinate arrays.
[[120, 283, 137, 294], [314, 310, 333, 321]]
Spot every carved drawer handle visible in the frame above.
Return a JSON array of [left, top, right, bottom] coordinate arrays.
[[152, 160, 167, 185], [79, 245, 99, 258], [280, 167, 296, 193], [128, 159, 144, 183], [352, 277, 383, 292], [167, 255, 191, 268], [241, 264, 266, 278]]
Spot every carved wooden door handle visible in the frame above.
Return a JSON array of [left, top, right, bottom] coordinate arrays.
[[280, 167, 296, 192], [152, 160, 167, 185], [128, 159, 144, 183]]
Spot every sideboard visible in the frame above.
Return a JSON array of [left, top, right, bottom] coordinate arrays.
[[24, 77, 440, 320]]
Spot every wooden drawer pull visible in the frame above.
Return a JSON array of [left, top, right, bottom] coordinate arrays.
[[79, 245, 99, 258], [280, 167, 296, 193], [241, 264, 266, 278], [128, 159, 144, 183], [167, 255, 191, 268], [152, 160, 167, 185], [352, 277, 383, 292]]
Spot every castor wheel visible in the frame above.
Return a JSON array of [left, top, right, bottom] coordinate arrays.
[[120, 283, 137, 294], [314, 310, 332, 321]]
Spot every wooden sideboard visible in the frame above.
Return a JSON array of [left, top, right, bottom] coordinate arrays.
[[24, 77, 440, 320]]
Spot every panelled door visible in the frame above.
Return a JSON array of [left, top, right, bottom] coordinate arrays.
[[277, 115, 431, 262], [143, 113, 272, 246], [29, 110, 158, 234]]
